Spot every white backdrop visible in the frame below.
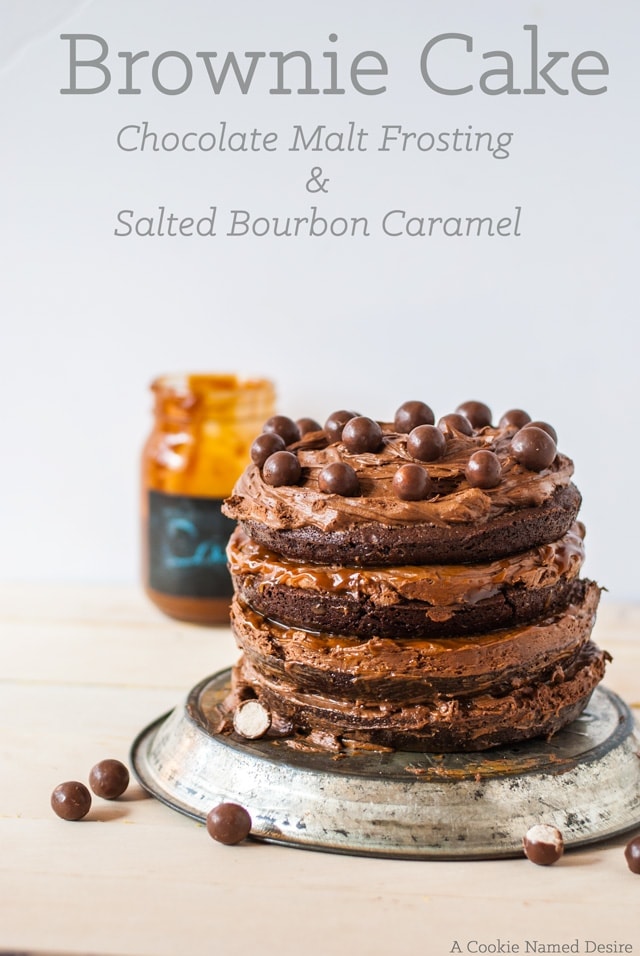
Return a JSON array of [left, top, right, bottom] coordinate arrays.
[[2, 0, 638, 598]]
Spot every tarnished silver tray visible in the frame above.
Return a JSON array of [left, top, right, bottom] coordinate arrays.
[[131, 671, 640, 859]]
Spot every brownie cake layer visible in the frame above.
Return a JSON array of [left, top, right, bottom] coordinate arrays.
[[228, 523, 587, 638], [224, 423, 579, 566], [236, 484, 581, 566]]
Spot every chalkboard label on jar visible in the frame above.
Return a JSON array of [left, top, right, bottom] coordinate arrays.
[[147, 490, 236, 598]]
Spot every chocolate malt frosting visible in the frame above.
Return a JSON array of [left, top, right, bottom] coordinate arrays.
[[221, 404, 608, 752], [226, 425, 580, 564]]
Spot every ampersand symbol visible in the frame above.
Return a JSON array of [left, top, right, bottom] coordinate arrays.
[[306, 166, 329, 193]]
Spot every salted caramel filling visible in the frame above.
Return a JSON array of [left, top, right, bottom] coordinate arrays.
[[228, 523, 585, 608]]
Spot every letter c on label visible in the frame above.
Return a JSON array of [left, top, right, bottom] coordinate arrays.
[[420, 33, 473, 95]]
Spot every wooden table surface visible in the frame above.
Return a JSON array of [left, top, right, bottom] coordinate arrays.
[[1, 584, 639, 956]]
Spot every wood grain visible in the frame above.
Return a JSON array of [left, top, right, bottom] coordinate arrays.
[[0, 586, 638, 956]]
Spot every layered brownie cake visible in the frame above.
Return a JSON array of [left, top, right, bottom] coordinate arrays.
[[220, 400, 608, 752]]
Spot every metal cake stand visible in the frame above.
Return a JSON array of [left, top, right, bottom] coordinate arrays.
[[131, 670, 640, 859]]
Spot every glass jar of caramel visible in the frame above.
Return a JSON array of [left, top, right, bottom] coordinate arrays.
[[141, 373, 275, 625]]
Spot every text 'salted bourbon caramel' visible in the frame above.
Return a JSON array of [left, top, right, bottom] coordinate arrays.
[[142, 373, 275, 624]]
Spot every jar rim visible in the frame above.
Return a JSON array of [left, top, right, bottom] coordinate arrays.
[[150, 372, 274, 397]]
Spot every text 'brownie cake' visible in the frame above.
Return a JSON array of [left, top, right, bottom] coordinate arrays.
[[220, 400, 609, 752]]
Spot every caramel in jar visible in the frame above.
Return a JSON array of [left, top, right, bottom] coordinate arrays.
[[141, 373, 275, 624]]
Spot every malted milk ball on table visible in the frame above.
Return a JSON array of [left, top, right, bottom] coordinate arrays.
[[522, 824, 564, 865], [51, 781, 92, 821], [89, 759, 130, 799], [624, 836, 640, 874], [206, 803, 252, 845]]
